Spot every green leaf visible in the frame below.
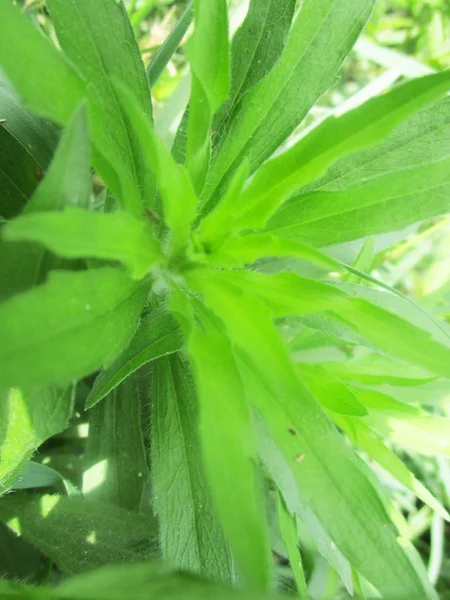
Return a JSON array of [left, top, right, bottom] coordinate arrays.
[[214, 0, 297, 134], [231, 70, 450, 232], [276, 492, 309, 600], [83, 374, 147, 512], [296, 364, 368, 416], [344, 237, 374, 283], [46, 0, 153, 216], [0, 386, 73, 495], [116, 83, 197, 251], [0, 521, 42, 585], [185, 0, 229, 190], [12, 460, 74, 492], [200, 269, 450, 378], [4, 207, 164, 280], [0, 103, 91, 302], [0, 267, 147, 391], [55, 561, 281, 600], [203, 0, 374, 212], [190, 274, 436, 599], [186, 309, 271, 589], [147, 2, 194, 87], [0, 73, 59, 219], [0, 2, 85, 124], [334, 416, 450, 522], [0, 494, 158, 575], [87, 307, 183, 408], [348, 386, 423, 415], [267, 156, 450, 246], [152, 354, 234, 582]]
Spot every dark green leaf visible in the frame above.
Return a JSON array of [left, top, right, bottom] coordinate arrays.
[[152, 354, 234, 582], [0, 386, 73, 494], [4, 207, 164, 279], [87, 307, 182, 408], [0, 268, 147, 391], [0, 494, 158, 575], [46, 0, 154, 215], [83, 374, 147, 511]]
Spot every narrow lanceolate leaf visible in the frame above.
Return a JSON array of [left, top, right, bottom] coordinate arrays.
[[0, 73, 59, 219], [190, 276, 436, 599], [0, 2, 85, 124], [83, 375, 147, 512], [152, 355, 234, 582], [46, 0, 153, 215], [334, 416, 450, 522], [187, 311, 271, 589], [232, 70, 450, 232], [199, 269, 450, 378], [0, 386, 73, 495], [0, 103, 91, 303], [266, 156, 450, 246], [55, 562, 280, 600], [0, 494, 158, 575], [4, 207, 164, 280], [214, 0, 297, 133], [203, 0, 374, 211], [116, 83, 197, 251], [185, 0, 229, 190], [87, 308, 182, 408], [0, 268, 147, 391], [276, 492, 309, 600]]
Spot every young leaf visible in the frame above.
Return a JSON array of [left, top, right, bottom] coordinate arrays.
[[46, 0, 153, 215], [231, 70, 450, 232], [152, 354, 234, 582], [0, 2, 85, 124], [0, 268, 148, 391], [0, 494, 158, 575], [87, 307, 182, 408], [0, 386, 74, 495], [83, 374, 147, 512], [4, 207, 164, 280], [0, 103, 91, 302], [185, 0, 229, 190], [266, 156, 450, 246], [334, 416, 450, 522], [186, 312, 272, 589], [214, 0, 297, 133], [276, 492, 309, 600], [203, 0, 374, 212], [116, 83, 197, 252], [191, 275, 436, 599]]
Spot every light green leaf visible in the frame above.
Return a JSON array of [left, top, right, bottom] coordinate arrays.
[[116, 83, 197, 251], [203, 0, 374, 212], [4, 207, 163, 280], [190, 274, 435, 599], [55, 561, 280, 600], [0, 494, 158, 575], [344, 237, 374, 283], [186, 308, 271, 589], [0, 2, 85, 124], [276, 492, 309, 600], [83, 374, 147, 512], [87, 307, 181, 409], [335, 416, 450, 521], [0, 386, 73, 495], [152, 354, 234, 582], [232, 70, 450, 232], [267, 156, 450, 246], [297, 364, 368, 416], [46, 0, 153, 216], [0, 103, 91, 302], [12, 460, 74, 492], [0, 268, 147, 391], [185, 0, 229, 190], [214, 0, 297, 133], [348, 386, 423, 415]]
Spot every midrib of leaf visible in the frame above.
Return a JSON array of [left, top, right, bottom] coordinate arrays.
[[70, 1, 141, 192], [8, 282, 144, 356]]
